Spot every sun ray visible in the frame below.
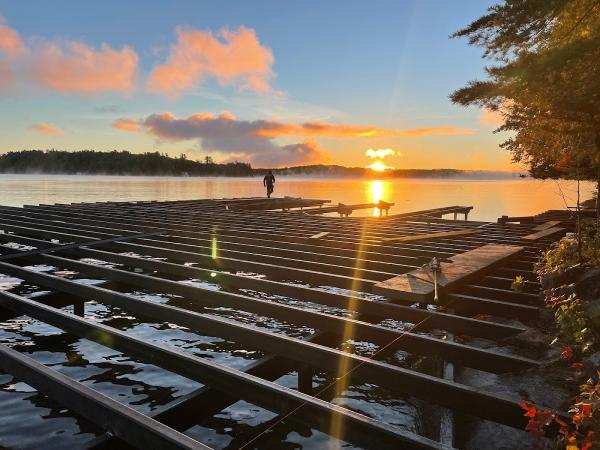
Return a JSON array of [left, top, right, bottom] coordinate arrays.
[[328, 217, 370, 445]]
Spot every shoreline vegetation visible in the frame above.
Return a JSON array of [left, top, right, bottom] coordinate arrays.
[[0, 149, 522, 179]]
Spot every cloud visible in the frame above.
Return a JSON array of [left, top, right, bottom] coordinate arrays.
[[256, 122, 472, 138], [247, 140, 326, 167], [30, 122, 64, 135], [0, 20, 26, 58], [0, 16, 138, 95], [112, 118, 141, 132], [31, 41, 138, 94], [394, 126, 473, 136], [365, 148, 400, 159], [139, 112, 472, 140], [147, 26, 275, 97], [123, 111, 330, 166], [115, 111, 472, 167], [0, 19, 25, 91]]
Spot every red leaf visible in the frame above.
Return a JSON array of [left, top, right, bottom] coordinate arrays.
[[562, 346, 574, 361], [520, 401, 537, 417]]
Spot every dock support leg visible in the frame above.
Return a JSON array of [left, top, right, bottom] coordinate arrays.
[[440, 311, 455, 448], [298, 362, 312, 394], [453, 212, 457, 220], [74, 300, 84, 317]]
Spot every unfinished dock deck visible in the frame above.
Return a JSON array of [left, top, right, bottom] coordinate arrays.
[[0, 197, 570, 449]]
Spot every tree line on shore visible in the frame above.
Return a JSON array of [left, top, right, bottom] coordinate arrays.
[[0, 150, 473, 178], [0, 150, 253, 176], [267, 164, 467, 178]]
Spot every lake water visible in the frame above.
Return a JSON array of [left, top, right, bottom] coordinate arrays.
[[0, 174, 595, 222], [0, 173, 567, 449]]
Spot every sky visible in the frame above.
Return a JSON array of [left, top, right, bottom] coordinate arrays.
[[0, 0, 519, 170]]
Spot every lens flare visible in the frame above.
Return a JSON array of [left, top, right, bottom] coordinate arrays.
[[328, 220, 369, 443]]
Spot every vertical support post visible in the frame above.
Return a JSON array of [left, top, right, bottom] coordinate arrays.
[[74, 300, 84, 317], [453, 212, 457, 220], [439, 308, 455, 448], [298, 363, 312, 395]]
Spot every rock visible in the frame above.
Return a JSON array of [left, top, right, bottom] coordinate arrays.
[[464, 421, 537, 450], [584, 299, 600, 330], [540, 265, 584, 290], [585, 351, 600, 370], [575, 269, 600, 302], [459, 367, 569, 450], [503, 328, 552, 358], [552, 283, 576, 298]]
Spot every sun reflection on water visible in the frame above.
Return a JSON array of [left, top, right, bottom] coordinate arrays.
[[369, 180, 385, 217]]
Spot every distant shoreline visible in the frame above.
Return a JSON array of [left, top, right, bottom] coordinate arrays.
[[0, 171, 526, 180], [0, 172, 532, 182], [0, 150, 525, 179]]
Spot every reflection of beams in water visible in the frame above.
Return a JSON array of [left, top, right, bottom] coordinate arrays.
[[0, 294, 267, 442], [5, 318, 186, 410]]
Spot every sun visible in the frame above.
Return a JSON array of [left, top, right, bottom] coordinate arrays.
[[367, 160, 387, 172]]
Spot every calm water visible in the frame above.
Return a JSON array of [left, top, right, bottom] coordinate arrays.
[[0, 263, 427, 449], [0, 174, 595, 222]]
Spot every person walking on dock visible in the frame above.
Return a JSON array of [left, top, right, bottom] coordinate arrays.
[[263, 170, 275, 198]]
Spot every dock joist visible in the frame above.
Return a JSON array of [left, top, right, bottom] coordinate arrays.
[[0, 198, 570, 449]]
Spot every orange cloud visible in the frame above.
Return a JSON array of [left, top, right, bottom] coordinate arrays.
[[254, 121, 473, 138], [147, 26, 275, 97], [0, 17, 138, 95], [247, 140, 326, 167], [116, 111, 472, 167], [31, 41, 138, 94], [0, 21, 26, 58], [0, 19, 25, 90], [30, 122, 64, 135], [112, 118, 141, 132], [128, 112, 472, 142], [396, 126, 473, 136]]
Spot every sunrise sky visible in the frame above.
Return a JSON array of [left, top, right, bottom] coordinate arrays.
[[0, 0, 517, 170]]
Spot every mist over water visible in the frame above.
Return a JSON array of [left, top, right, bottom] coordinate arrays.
[[0, 174, 594, 222]]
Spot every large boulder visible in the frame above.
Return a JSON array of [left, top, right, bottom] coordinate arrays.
[[540, 265, 584, 290], [575, 268, 600, 302], [583, 299, 600, 330]]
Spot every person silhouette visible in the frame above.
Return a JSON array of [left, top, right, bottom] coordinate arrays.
[[263, 170, 275, 198]]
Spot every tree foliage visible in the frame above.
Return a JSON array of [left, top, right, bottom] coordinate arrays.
[[451, 0, 600, 186], [0, 150, 253, 176]]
